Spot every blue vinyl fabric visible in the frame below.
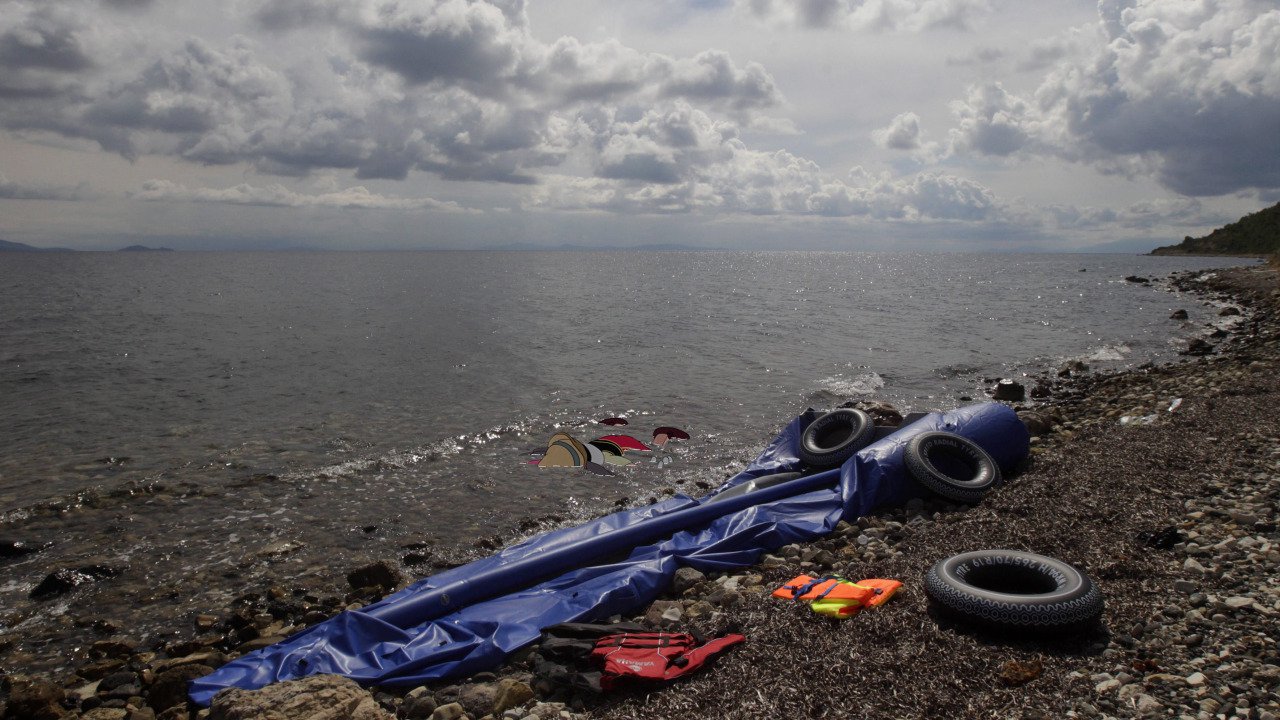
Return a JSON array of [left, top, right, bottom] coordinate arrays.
[[190, 402, 1027, 705]]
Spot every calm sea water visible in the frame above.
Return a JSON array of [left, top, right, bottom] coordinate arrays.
[[0, 250, 1254, 670]]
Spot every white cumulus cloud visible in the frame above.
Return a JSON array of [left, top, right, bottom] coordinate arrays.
[[736, 0, 992, 31], [937, 0, 1280, 196], [131, 179, 468, 211]]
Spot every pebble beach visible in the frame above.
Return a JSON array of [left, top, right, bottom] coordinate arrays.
[[3, 263, 1278, 720]]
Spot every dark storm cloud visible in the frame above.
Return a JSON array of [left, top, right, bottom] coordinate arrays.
[[941, 0, 1280, 197], [251, 0, 346, 31], [0, 9, 94, 71], [737, 0, 992, 31], [358, 25, 520, 90]]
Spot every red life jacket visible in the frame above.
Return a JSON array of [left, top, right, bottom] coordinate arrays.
[[589, 631, 745, 690]]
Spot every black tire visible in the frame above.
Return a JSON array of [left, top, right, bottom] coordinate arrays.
[[797, 409, 874, 469], [924, 550, 1104, 632], [904, 431, 1000, 503]]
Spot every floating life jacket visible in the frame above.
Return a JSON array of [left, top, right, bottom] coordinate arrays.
[[772, 575, 902, 618]]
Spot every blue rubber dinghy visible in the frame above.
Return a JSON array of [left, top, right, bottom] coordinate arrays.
[[190, 402, 1027, 704]]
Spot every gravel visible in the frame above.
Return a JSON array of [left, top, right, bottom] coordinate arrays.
[[584, 265, 1280, 720]]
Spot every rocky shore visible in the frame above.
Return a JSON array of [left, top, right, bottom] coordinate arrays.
[[3, 265, 1278, 720]]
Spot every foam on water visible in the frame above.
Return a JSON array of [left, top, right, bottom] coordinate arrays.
[[1086, 343, 1132, 362], [818, 371, 886, 396]]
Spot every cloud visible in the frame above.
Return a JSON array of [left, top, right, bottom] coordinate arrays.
[[1032, 197, 1218, 231], [100, 0, 154, 11], [945, 45, 1003, 67], [873, 111, 923, 150], [736, 0, 992, 31], [0, 7, 94, 72], [938, 0, 1280, 197], [0, 175, 91, 200], [529, 103, 997, 221], [0, 0, 784, 191], [131, 179, 468, 211], [945, 82, 1037, 157], [356, 1, 524, 91]]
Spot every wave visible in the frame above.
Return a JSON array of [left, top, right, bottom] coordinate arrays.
[[1084, 344, 1131, 362], [817, 371, 886, 396]]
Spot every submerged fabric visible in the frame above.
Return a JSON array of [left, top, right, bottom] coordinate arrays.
[[190, 402, 1027, 705]]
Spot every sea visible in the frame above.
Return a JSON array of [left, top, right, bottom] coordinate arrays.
[[0, 250, 1256, 671]]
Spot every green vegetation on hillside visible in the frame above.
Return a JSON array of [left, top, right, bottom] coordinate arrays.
[[1151, 201, 1280, 257]]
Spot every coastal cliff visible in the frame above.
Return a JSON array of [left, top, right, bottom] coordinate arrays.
[[1151, 202, 1280, 258]]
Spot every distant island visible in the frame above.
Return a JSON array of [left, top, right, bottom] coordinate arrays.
[[1151, 201, 1280, 257], [0, 238, 75, 252], [119, 244, 174, 252], [0, 239, 175, 252]]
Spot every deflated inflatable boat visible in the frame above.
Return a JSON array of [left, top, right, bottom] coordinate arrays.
[[190, 402, 1028, 704]]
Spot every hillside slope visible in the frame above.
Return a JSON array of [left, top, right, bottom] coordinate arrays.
[[1151, 202, 1280, 256]]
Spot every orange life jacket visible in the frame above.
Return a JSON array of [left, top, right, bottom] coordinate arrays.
[[771, 575, 902, 618]]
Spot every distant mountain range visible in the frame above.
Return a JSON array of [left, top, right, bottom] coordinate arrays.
[[482, 241, 722, 252], [119, 244, 174, 252], [1151, 202, 1280, 257], [0, 238, 75, 252], [0, 239, 173, 252]]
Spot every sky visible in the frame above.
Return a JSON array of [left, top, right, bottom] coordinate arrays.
[[0, 0, 1277, 251]]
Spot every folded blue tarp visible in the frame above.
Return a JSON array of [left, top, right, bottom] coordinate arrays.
[[190, 402, 1028, 704]]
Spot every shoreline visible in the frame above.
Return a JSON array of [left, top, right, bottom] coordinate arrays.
[[4, 264, 1278, 719]]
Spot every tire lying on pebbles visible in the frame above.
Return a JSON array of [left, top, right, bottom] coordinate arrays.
[[798, 408, 875, 469], [903, 431, 1001, 503], [923, 550, 1104, 632]]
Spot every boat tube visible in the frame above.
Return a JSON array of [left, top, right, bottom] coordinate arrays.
[[190, 402, 1028, 705]]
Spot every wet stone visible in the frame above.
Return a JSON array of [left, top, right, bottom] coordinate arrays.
[[30, 565, 124, 599], [97, 671, 139, 692], [1, 539, 53, 558], [993, 379, 1026, 401], [347, 561, 404, 591], [4, 674, 69, 719]]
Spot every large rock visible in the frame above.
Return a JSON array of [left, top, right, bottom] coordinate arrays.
[[672, 566, 706, 595], [346, 561, 403, 591], [146, 664, 214, 713], [840, 400, 903, 426], [209, 675, 393, 720], [1, 539, 52, 558], [428, 704, 466, 720], [1057, 360, 1089, 377], [492, 679, 534, 715], [29, 565, 124, 599], [644, 599, 683, 627], [456, 682, 498, 717], [3, 674, 69, 719], [1180, 338, 1215, 356], [1017, 410, 1052, 437], [992, 379, 1025, 402]]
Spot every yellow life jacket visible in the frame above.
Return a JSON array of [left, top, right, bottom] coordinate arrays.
[[772, 575, 902, 619]]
